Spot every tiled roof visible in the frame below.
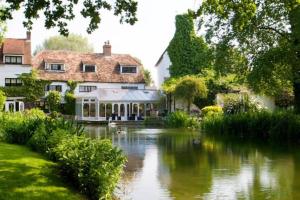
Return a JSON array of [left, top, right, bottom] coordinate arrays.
[[32, 50, 145, 83], [0, 38, 31, 65]]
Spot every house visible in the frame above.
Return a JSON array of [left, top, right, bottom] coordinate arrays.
[[0, 32, 32, 112], [154, 49, 200, 113], [32, 41, 160, 121]]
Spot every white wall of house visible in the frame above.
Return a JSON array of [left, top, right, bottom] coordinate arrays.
[[0, 64, 31, 86], [46, 81, 146, 97], [155, 51, 171, 89]]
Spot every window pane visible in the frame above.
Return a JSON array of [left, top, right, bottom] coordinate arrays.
[[122, 66, 137, 73], [5, 78, 10, 84], [90, 103, 96, 117], [11, 57, 16, 63], [5, 57, 10, 63], [83, 103, 90, 117], [11, 79, 17, 84], [17, 57, 22, 64], [85, 65, 95, 72]]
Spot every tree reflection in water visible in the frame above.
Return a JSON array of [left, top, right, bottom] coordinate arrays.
[[85, 125, 298, 200]]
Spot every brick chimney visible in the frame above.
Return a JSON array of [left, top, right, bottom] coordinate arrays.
[[26, 31, 31, 40], [103, 41, 111, 56]]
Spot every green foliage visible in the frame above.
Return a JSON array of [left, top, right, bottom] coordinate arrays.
[[202, 110, 300, 143], [196, 0, 300, 111], [275, 90, 294, 108], [142, 68, 152, 86], [47, 91, 61, 112], [34, 34, 94, 55], [0, 90, 6, 111], [0, 0, 138, 36], [174, 76, 207, 112], [0, 71, 47, 101], [220, 93, 259, 114], [165, 111, 200, 129], [0, 111, 125, 200], [0, 142, 86, 200], [0, 109, 46, 144], [64, 92, 76, 115], [162, 77, 178, 94], [53, 136, 126, 200], [168, 14, 213, 77], [67, 80, 77, 93], [0, 19, 6, 44], [201, 105, 223, 118]]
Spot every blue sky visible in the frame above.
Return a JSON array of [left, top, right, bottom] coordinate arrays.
[[6, 0, 200, 72]]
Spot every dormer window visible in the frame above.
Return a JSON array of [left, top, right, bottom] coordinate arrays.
[[50, 64, 63, 71], [120, 65, 137, 74], [83, 64, 96, 72], [4, 55, 22, 64]]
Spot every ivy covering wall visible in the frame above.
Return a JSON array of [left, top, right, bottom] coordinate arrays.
[[167, 14, 213, 77]]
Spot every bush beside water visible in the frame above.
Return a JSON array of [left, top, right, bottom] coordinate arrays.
[[202, 110, 300, 142], [0, 109, 126, 200], [165, 111, 200, 129]]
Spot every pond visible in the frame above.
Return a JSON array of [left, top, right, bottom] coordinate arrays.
[[85, 125, 300, 200]]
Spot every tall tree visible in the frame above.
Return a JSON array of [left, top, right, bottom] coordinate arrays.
[[195, 0, 300, 112], [34, 34, 94, 54], [0, 0, 137, 36], [168, 14, 213, 77]]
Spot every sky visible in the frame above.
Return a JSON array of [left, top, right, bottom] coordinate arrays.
[[5, 0, 200, 79]]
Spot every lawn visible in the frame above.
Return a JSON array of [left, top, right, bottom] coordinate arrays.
[[0, 142, 86, 200]]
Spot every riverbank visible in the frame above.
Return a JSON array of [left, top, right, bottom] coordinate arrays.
[[0, 142, 86, 200], [202, 110, 300, 142]]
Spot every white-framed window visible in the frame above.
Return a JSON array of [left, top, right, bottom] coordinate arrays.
[[79, 86, 97, 92], [120, 65, 137, 74], [5, 78, 23, 86], [4, 55, 23, 64], [45, 85, 62, 92], [45, 63, 65, 71], [83, 64, 96, 72]]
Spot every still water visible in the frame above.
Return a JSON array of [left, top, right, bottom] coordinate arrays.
[[85, 125, 300, 200]]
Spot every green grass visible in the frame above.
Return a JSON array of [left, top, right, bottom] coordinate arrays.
[[0, 142, 86, 200]]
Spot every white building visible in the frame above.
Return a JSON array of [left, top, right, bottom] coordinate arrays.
[[0, 32, 32, 112], [154, 50, 171, 89], [32, 41, 160, 121]]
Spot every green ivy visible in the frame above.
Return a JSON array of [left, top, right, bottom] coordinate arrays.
[[167, 14, 213, 77]]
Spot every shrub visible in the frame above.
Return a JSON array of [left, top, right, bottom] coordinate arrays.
[[27, 122, 49, 153], [0, 110, 45, 144], [165, 111, 200, 128], [0, 90, 6, 111], [221, 93, 259, 114], [47, 90, 61, 112], [64, 92, 76, 115], [202, 110, 300, 142], [53, 136, 126, 200], [201, 105, 223, 117]]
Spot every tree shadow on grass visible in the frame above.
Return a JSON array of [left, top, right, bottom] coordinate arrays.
[[0, 143, 86, 200]]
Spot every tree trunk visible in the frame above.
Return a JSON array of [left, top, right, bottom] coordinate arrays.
[[290, 4, 300, 113]]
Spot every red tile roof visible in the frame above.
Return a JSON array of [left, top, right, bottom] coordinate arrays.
[[0, 38, 31, 65], [32, 50, 145, 83]]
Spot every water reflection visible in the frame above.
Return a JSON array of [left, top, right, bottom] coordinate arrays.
[[85, 125, 298, 200]]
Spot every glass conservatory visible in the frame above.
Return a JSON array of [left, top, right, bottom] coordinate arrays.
[[75, 88, 160, 121]]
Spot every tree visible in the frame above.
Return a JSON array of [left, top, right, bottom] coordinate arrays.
[[64, 80, 77, 115], [0, 0, 138, 36], [34, 34, 94, 54], [0, 19, 6, 44], [168, 14, 213, 77], [0, 90, 6, 111], [142, 68, 152, 86], [195, 1, 300, 112], [47, 91, 61, 112], [174, 76, 207, 113]]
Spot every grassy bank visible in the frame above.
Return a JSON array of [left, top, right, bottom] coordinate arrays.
[[201, 111, 300, 142], [0, 142, 86, 200]]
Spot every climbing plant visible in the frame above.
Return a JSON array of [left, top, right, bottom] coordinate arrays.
[[167, 14, 213, 77]]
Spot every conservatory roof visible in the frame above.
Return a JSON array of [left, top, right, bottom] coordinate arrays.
[[77, 88, 161, 102]]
